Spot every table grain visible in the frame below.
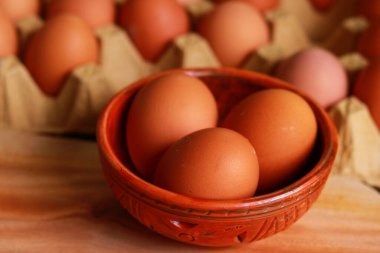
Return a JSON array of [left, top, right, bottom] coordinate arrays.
[[0, 129, 379, 253]]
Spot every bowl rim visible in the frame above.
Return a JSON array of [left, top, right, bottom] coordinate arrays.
[[97, 67, 338, 213]]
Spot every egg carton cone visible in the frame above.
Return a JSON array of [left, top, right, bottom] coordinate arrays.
[[268, 0, 368, 56], [153, 1, 220, 70], [339, 53, 368, 81], [276, 0, 366, 56], [157, 33, 221, 70], [96, 25, 155, 90], [243, 11, 311, 73], [186, 0, 214, 20], [0, 57, 113, 133], [16, 16, 43, 56], [329, 97, 380, 188], [278, 0, 359, 42]]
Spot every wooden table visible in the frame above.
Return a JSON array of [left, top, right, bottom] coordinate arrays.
[[0, 129, 379, 253]]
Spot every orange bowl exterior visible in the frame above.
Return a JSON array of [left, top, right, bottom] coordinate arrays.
[[97, 68, 338, 247]]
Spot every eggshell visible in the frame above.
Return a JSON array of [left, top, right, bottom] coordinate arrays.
[[244, 0, 280, 12], [24, 14, 99, 97], [0, 0, 39, 22], [354, 60, 380, 130], [126, 74, 218, 181], [119, 0, 189, 62], [154, 128, 259, 200], [357, 20, 380, 59], [212, 0, 280, 12], [222, 89, 317, 193], [275, 47, 348, 108], [46, 0, 115, 29], [177, 0, 202, 6], [197, 1, 269, 67], [0, 9, 17, 57]]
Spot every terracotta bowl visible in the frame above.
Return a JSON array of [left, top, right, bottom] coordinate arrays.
[[97, 68, 338, 247]]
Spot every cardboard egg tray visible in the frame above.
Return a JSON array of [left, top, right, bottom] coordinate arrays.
[[0, 0, 378, 187]]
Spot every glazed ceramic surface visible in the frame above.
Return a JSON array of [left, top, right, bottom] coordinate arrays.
[[97, 68, 338, 247]]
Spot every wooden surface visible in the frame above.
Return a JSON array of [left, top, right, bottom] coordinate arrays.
[[0, 129, 379, 253]]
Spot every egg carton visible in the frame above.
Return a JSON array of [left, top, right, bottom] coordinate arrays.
[[329, 97, 380, 188], [0, 0, 367, 134], [0, 15, 154, 134], [0, 7, 226, 134]]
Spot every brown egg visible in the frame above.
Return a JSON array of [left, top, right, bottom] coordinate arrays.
[[127, 74, 218, 181], [0, 0, 39, 22], [222, 89, 317, 194], [119, 0, 189, 62], [46, 0, 115, 29], [177, 0, 202, 6], [154, 128, 259, 200], [0, 9, 17, 57], [212, 0, 280, 12], [354, 60, 380, 130], [357, 20, 380, 59], [244, 0, 279, 12], [24, 14, 99, 97], [275, 47, 348, 108], [197, 1, 269, 67]]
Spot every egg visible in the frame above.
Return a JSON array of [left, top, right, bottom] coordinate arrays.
[[212, 0, 280, 12], [119, 0, 189, 62], [309, 0, 337, 12], [126, 74, 218, 180], [243, 0, 280, 12], [197, 1, 269, 67], [357, 20, 380, 59], [154, 128, 259, 200], [222, 89, 317, 193], [354, 60, 380, 130], [275, 47, 348, 108], [177, 0, 202, 6], [0, 0, 39, 22], [359, 0, 380, 20], [24, 14, 99, 97], [0, 8, 17, 57], [46, 0, 115, 29]]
